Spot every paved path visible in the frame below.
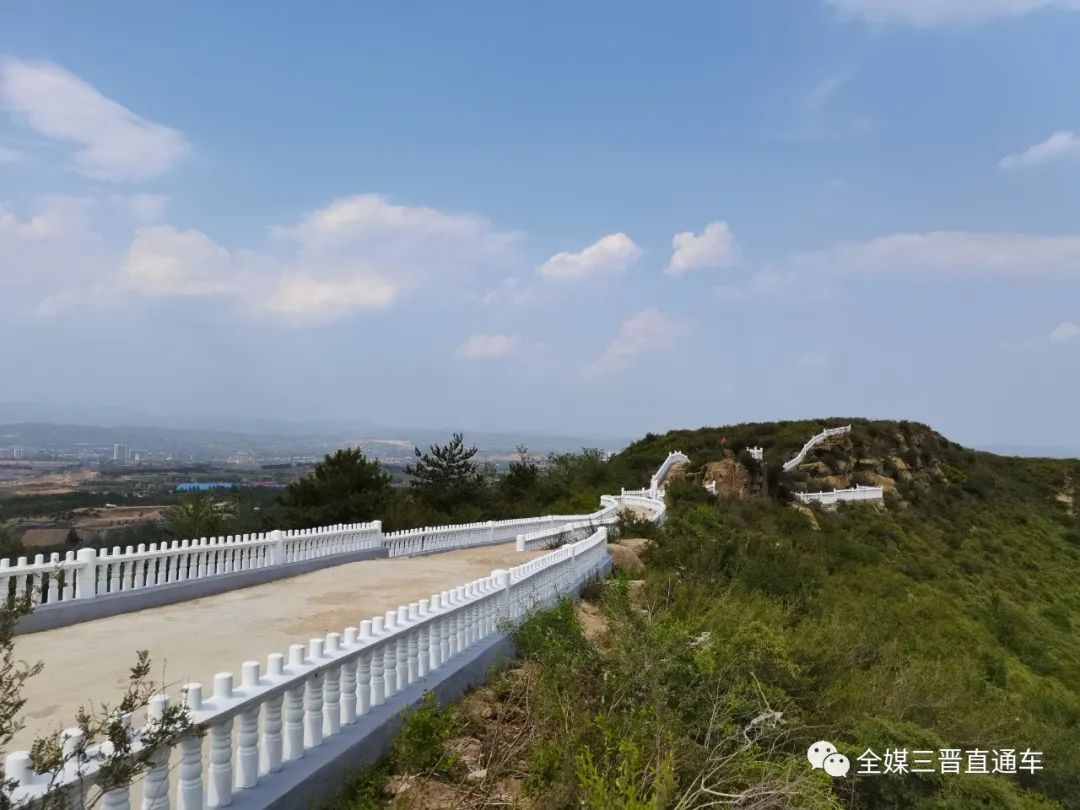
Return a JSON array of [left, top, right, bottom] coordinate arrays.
[[12, 542, 546, 750]]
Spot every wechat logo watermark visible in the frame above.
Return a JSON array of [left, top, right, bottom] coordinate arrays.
[[807, 741, 1044, 778], [808, 740, 850, 777]]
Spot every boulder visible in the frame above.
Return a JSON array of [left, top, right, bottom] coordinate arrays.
[[617, 537, 652, 555], [606, 543, 644, 574]]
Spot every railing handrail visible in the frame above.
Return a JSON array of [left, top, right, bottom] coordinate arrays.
[[782, 425, 852, 473]]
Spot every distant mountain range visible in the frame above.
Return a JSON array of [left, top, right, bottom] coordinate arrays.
[[0, 401, 385, 437], [0, 402, 628, 455], [976, 444, 1080, 460]]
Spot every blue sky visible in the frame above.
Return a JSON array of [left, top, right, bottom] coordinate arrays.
[[1, 0, 1078, 445]]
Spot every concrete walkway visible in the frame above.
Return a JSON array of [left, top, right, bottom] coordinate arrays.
[[11, 541, 546, 750]]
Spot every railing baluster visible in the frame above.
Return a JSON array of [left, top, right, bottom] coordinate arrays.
[[142, 695, 171, 810], [357, 621, 374, 715], [370, 618, 386, 706], [261, 653, 285, 774], [236, 662, 260, 789], [303, 649, 324, 749], [395, 606, 409, 692], [323, 634, 341, 737], [284, 644, 306, 761], [341, 627, 358, 725], [207, 674, 234, 807]]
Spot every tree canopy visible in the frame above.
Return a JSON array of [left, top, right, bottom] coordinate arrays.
[[280, 447, 392, 528], [405, 432, 485, 516]]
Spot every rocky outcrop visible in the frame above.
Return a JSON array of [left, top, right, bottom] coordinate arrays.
[[703, 459, 752, 499]]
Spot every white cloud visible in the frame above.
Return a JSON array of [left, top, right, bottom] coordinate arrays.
[[263, 274, 396, 320], [2, 193, 519, 323], [0, 58, 190, 182], [665, 221, 737, 276], [588, 309, 683, 374], [121, 226, 241, 297], [0, 197, 113, 316], [785, 231, 1080, 278], [119, 224, 398, 321], [1000, 131, 1080, 170], [0, 144, 24, 164], [100, 193, 523, 322], [537, 233, 641, 280], [824, 0, 1080, 26], [275, 194, 519, 255], [1050, 321, 1080, 343], [0, 196, 92, 240], [454, 333, 521, 359]]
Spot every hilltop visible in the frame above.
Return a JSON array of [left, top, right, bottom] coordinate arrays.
[[614, 417, 1075, 510], [327, 419, 1080, 809]]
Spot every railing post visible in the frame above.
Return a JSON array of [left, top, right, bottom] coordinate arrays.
[[75, 547, 97, 599], [269, 530, 285, 566]]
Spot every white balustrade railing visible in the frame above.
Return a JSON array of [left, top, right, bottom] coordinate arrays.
[[0, 504, 649, 608], [648, 451, 690, 495], [614, 494, 668, 525], [0, 522, 382, 608], [781, 426, 851, 473], [382, 510, 611, 558], [515, 505, 618, 551], [794, 484, 884, 506], [3, 527, 613, 810]]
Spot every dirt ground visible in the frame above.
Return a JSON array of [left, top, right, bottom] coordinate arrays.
[[11, 541, 548, 750], [0, 463, 99, 495]]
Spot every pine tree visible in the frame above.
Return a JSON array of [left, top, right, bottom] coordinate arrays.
[[281, 448, 391, 529], [405, 433, 484, 514]]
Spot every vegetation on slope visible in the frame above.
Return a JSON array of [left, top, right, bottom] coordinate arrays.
[[326, 419, 1080, 809]]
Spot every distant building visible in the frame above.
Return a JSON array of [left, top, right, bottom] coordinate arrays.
[[12, 446, 26, 460], [746, 447, 764, 462], [176, 482, 239, 492], [113, 443, 130, 462]]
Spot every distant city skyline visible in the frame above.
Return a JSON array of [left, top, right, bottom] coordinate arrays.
[[1, 2, 1078, 448]]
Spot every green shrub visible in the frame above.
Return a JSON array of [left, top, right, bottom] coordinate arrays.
[[391, 692, 457, 774], [318, 762, 390, 810]]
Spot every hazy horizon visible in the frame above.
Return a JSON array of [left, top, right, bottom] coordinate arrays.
[[2, 400, 1078, 460]]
